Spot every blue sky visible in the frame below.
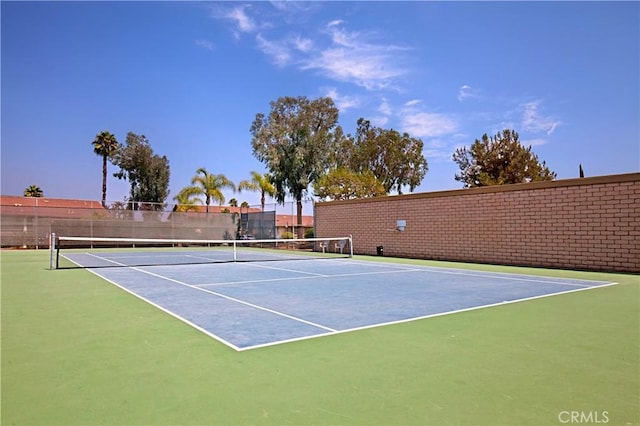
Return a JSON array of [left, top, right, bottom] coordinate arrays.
[[2, 1, 638, 207]]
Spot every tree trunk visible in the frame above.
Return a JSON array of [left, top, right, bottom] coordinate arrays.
[[101, 154, 108, 207], [296, 197, 303, 239]]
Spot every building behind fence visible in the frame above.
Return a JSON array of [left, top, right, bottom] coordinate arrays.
[[0, 196, 315, 248], [315, 173, 640, 273]]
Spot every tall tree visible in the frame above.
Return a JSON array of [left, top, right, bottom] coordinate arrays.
[[111, 132, 170, 210], [344, 118, 428, 194], [452, 129, 556, 188], [185, 167, 236, 213], [313, 168, 386, 201], [23, 185, 44, 197], [238, 171, 276, 212], [250, 96, 341, 235], [91, 130, 119, 207]]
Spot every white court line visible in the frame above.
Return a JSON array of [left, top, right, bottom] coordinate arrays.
[[198, 275, 329, 287], [184, 254, 230, 262], [196, 268, 424, 287], [414, 268, 598, 287], [201, 259, 600, 288], [332, 259, 610, 287], [80, 250, 599, 289], [237, 281, 619, 351], [60, 254, 242, 351], [243, 261, 329, 277], [68, 250, 609, 288], [83, 252, 337, 334]]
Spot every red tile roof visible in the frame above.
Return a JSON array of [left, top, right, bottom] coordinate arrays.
[[276, 214, 314, 228], [0, 195, 107, 219], [0, 195, 105, 209], [0, 196, 315, 226]]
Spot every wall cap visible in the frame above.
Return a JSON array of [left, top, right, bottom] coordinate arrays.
[[317, 173, 640, 206]]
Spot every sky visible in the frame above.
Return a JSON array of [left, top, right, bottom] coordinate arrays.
[[2, 1, 639, 208]]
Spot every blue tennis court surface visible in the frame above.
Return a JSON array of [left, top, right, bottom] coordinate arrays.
[[63, 252, 616, 351]]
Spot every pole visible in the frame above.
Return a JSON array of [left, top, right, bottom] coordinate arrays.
[[349, 234, 353, 258], [49, 233, 57, 269]]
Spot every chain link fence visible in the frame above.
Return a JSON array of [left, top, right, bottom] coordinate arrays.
[[0, 198, 315, 249]]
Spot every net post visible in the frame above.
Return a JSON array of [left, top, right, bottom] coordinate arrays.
[[49, 233, 57, 270], [233, 240, 237, 262], [349, 235, 353, 258]]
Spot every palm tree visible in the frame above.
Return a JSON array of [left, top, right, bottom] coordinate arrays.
[[238, 171, 276, 212], [91, 131, 119, 207], [188, 167, 236, 213], [23, 185, 44, 197], [172, 187, 203, 212]]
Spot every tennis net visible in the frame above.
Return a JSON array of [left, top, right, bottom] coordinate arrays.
[[49, 234, 353, 269]]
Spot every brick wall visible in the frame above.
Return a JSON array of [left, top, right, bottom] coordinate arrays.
[[315, 173, 640, 273]]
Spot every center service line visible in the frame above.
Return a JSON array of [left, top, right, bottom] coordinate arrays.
[[84, 253, 338, 333]]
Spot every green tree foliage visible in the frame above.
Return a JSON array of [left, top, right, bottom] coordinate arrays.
[[23, 185, 44, 197], [313, 168, 386, 201], [172, 187, 203, 212], [238, 171, 276, 212], [452, 129, 556, 188], [91, 130, 119, 207], [251, 96, 340, 235], [182, 167, 236, 213], [111, 132, 170, 210], [335, 118, 428, 195]]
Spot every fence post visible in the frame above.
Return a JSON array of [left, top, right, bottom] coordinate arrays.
[[49, 233, 56, 270], [35, 197, 39, 249]]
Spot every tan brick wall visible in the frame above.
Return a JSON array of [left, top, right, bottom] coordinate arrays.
[[315, 173, 640, 273]]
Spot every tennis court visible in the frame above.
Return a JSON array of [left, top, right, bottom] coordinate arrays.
[[59, 242, 616, 351], [3, 248, 638, 425]]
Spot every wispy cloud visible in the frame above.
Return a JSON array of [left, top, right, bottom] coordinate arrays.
[[366, 98, 392, 127], [211, 6, 411, 91], [457, 84, 479, 102], [195, 39, 214, 51], [226, 5, 256, 33], [370, 115, 390, 128], [301, 21, 410, 90], [521, 138, 548, 147], [401, 112, 458, 138], [210, 4, 258, 40], [521, 100, 560, 135], [293, 35, 313, 52], [256, 34, 292, 66], [423, 139, 454, 161], [399, 101, 458, 139], [378, 98, 392, 116], [323, 87, 359, 112], [269, 1, 319, 24]]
